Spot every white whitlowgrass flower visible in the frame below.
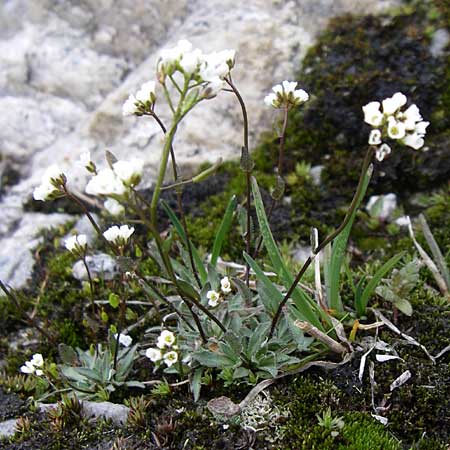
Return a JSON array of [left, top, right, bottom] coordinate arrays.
[[368, 129, 382, 145], [122, 94, 139, 116], [364, 93, 428, 159], [65, 234, 87, 253], [146, 347, 163, 362], [20, 361, 36, 374], [157, 330, 176, 349], [200, 50, 234, 81], [158, 39, 193, 76], [115, 333, 133, 347], [104, 198, 125, 216], [20, 354, 45, 375], [207, 290, 221, 307], [265, 80, 309, 109], [135, 81, 156, 104], [387, 117, 406, 140], [220, 277, 232, 294], [402, 132, 425, 150], [163, 351, 179, 367], [180, 49, 204, 75], [375, 143, 391, 162], [30, 353, 44, 368], [202, 76, 225, 99], [362, 101, 383, 127], [382, 92, 407, 115], [86, 168, 127, 196], [103, 225, 135, 245], [33, 165, 66, 201], [113, 158, 144, 186]]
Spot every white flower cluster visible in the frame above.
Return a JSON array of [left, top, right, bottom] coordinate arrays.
[[64, 234, 87, 254], [114, 333, 133, 347], [86, 158, 144, 197], [157, 39, 235, 98], [264, 80, 309, 109], [103, 225, 134, 245], [123, 81, 157, 116], [206, 276, 232, 307], [363, 92, 429, 161], [20, 353, 44, 376], [33, 165, 66, 201], [145, 330, 179, 368]]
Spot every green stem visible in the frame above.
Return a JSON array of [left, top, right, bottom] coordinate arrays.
[[253, 105, 289, 258], [225, 76, 251, 286], [268, 146, 375, 338]]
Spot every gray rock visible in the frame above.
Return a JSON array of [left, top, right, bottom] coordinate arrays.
[[310, 165, 324, 186], [72, 253, 119, 281], [0, 0, 400, 288], [430, 28, 450, 58], [82, 401, 129, 425], [0, 419, 18, 439], [366, 193, 397, 222], [39, 401, 129, 425]]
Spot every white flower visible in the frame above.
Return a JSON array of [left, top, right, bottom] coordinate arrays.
[[30, 353, 44, 368], [86, 168, 127, 196], [163, 351, 179, 367], [112, 158, 144, 186], [157, 330, 176, 349], [135, 81, 156, 104], [35, 369, 44, 376], [103, 225, 135, 244], [414, 121, 429, 135], [122, 94, 139, 116], [402, 104, 422, 130], [402, 132, 425, 150], [104, 198, 125, 216], [368, 129, 382, 145], [220, 277, 232, 294], [362, 101, 383, 127], [158, 39, 193, 75], [20, 361, 36, 374], [207, 290, 221, 307], [387, 117, 406, 140], [375, 143, 391, 162], [265, 80, 309, 109], [115, 333, 133, 347], [145, 347, 163, 362], [180, 49, 204, 75], [202, 76, 225, 98], [382, 92, 407, 115], [33, 165, 65, 201], [65, 234, 87, 253], [200, 50, 235, 81]]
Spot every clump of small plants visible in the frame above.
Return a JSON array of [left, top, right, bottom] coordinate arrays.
[[0, 36, 447, 449]]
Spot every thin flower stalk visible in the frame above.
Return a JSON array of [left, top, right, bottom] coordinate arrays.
[[268, 146, 375, 338], [225, 76, 251, 286]]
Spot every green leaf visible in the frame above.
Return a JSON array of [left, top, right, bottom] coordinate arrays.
[[58, 344, 78, 366], [193, 349, 235, 368], [327, 166, 372, 313], [210, 195, 237, 267], [243, 252, 282, 315], [394, 297, 413, 316], [191, 368, 203, 402], [233, 367, 250, 379], [251, 177, 326, 330], [356, 252, 405, 316], [161, 200, 208, 283], [108, 293, 120, 309]]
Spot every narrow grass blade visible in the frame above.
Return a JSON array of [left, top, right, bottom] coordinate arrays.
[[161, 200, 208, 283], [211, 195, 237, 268]]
